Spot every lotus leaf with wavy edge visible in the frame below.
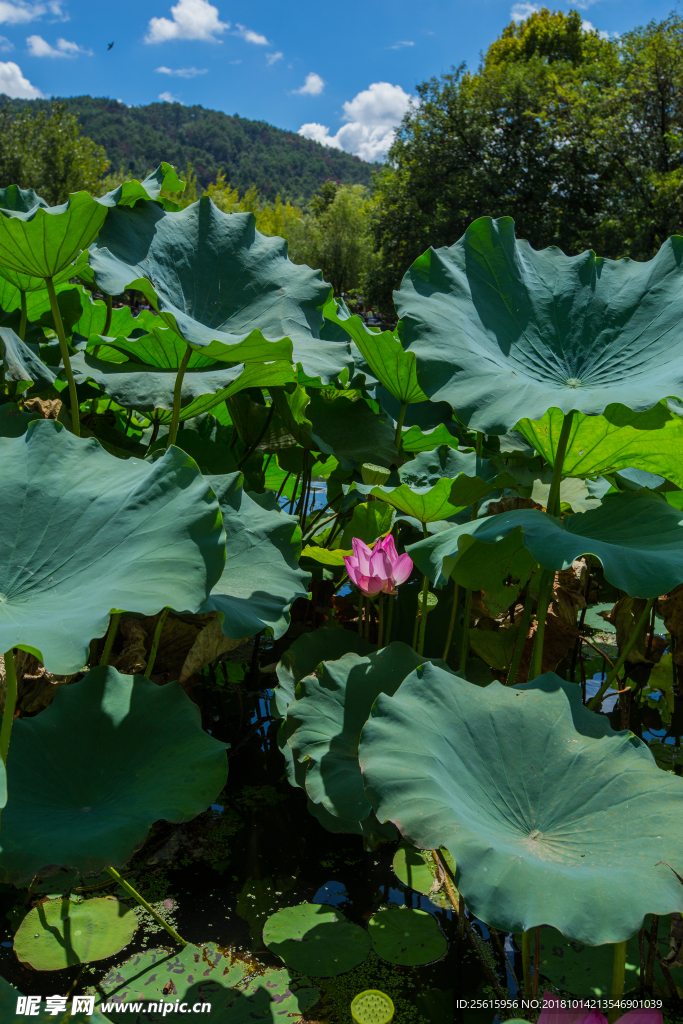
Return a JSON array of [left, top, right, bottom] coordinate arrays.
[[88, 196, 351, 382], [72, 318, 294, 413], [286, 642, 455, 822], [201, 472, 310, 640], [359, 666, 683, 944], [396, 216, 683, 433], [1, 327, 56, 393], [0, 420, 225, 673], [356, 447, 517, 522], [0, 666, 228, 881], [407, 490, 683, 598]]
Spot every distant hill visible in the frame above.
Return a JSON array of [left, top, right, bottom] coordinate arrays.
[[0, 95, 378, 204]]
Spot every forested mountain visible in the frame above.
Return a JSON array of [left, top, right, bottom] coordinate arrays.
[[0, 94, 377, 203]]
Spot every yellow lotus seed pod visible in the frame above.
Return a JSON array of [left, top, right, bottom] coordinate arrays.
[[350, 989, 395, 1024]]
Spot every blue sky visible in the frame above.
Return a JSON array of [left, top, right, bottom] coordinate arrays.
[[0, 0, 676, 161]]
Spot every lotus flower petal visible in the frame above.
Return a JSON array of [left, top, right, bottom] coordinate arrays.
[[352, 537, 373, 576], [344, 557, 362, 588], [391, 553, 413, 586], [359, 574, 385, 596]]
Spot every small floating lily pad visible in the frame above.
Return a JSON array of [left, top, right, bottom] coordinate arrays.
[[14, 897, 137, 970], [392, 844, 456, 896], [368, 907, 447, 966], [263, 903, 371, 977]]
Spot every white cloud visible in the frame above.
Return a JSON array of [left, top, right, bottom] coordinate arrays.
[[0, 0, 63, 24], [0, 35, 13, 50], [233, 23, 268, 45], [293, 71, 324, 96], [581, 19, 617, 39], [0, 59, 41, 95], [145, 0, 229, 43], [158, 90, 182, 102], [298, 81, 415, 162], [510, 2, 540, 21], [156, 64, 207, 77], [388, 40, 414, 49], [27, 34, 91, 56], [265, 50, 282, 65]]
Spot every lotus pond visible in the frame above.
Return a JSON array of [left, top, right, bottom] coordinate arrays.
[[3, 165, 683, 1023]]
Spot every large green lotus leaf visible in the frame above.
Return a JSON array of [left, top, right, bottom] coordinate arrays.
[[407, 490, 683, 598], [359, 666, 683, 944], [359, 447, 515, 522], [274, 626, 374, 718], [324, 294, 427, 403], [262, 903, 371, 977], [1, 327, 56, 393], [0, 666, 228, 881], [396, 216, 683, 432], [339, 501, 394, 548], [14, 896, 137, 969], [159, 361, 296, 423], [201, 472, 309, 640], [368, 907, 447, 966], [287, 643, 454, 822], [399, 423, 460, 453], [517, 401, 683, 490], [519, 917, 680, 997], [68, 287, 138, 340], [98, 942, 319, 1022], [0, 420, 225, 673], [0, 191, 109, 278], [88, 197, 350, 381]]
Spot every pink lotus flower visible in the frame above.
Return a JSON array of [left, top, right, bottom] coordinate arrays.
[[344, 535, 413, 596], [538, 991, 662, 1024]]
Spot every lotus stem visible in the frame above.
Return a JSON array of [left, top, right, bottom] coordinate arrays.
[[587, 596, 656, 711], [522, 928, 532, 996], [546, 410, 575, 516], [442, 579, 460, 663], [459, 589, 473, 672], [530, 568, 554, 680], [105, 865, 186, 947], [145, 608, 169, 677], [99, 613, 121, 666], [608, 940, 627, 1022], [414, 575, 428, 651], [385, 593, 395, 645], [435, 850, 506, 999], [364, 597, 371, 642], [394, 399, 408, 449], [532, 925, 541, 997], [275, 471, 291, 502], [378, 593, 384, 650], [1, 647, 18, 764], [506, 585, 534, 685], [288, 471, 302, 514], [102, 292, 113, 336], [18, 290, 27, 341], [167, 344, 192, 449], [46, 275, 80, 437], [645, 915, 659, 992], [417, 579, 430, 656], [357, 593, 363, 636]]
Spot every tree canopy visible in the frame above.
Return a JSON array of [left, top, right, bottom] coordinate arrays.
[[367, 8, 683, 312]]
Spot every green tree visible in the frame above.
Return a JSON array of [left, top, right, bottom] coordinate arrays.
[[367, 8, 683, 311], [0, 102, 109, 205], [288, 183, 373, 295]]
